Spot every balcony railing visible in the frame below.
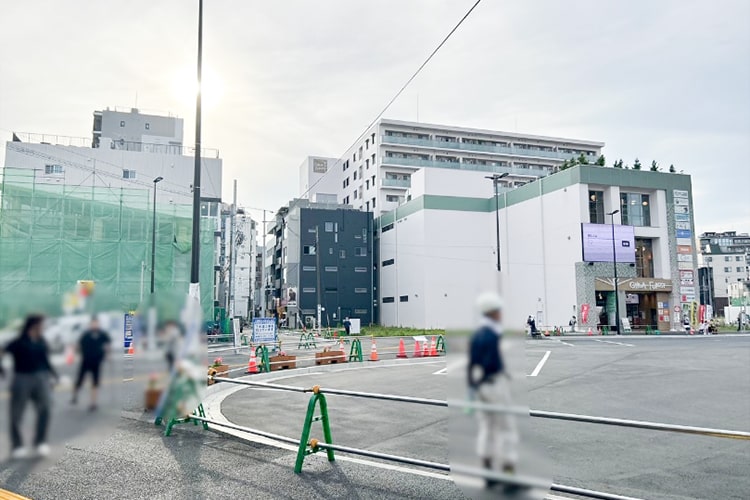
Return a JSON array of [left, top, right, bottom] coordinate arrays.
[[381, 156, 550, 177], [382, 134, 596, 161], [382, 178, 412, 188]]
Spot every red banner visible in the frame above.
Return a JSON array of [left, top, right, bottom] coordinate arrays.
[[699, 304, 706, 323], [581, 304, 590, 323]]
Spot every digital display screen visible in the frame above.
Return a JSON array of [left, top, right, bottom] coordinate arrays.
[[581, 223, 636, 263]]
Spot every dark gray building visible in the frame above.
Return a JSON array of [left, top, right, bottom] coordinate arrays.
[[268, 199, 374, 329]]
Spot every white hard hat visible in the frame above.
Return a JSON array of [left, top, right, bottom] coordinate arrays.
[[476, 292, 503, 315]]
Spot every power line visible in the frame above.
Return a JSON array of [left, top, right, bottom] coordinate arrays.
[[298, 0, 485, 201]]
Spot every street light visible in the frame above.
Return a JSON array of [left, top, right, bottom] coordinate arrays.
[[608, 209, 621, 335], [485, 173, 509, 271], [151, 176, 164, 295]]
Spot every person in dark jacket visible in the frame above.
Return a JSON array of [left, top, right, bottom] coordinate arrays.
[[71, 315, 111, 411], [0, 314, 58, 459], [469, 292, 519, 491]]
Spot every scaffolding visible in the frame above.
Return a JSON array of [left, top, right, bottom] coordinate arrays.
[[0, 167, 215, 327]]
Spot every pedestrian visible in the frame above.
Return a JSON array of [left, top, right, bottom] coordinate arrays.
[[0, 314, 58, 459], [683, 315, 691, 335], [569, 315, 577, 333], [163, 320, 183, 373], [343, 317, 351, 336], [468, 292, 521, 493], [70, 315, 111, 411], [528, 315, 538, 337]]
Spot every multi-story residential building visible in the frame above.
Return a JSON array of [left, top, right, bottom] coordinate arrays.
[[377, 164, 698, 332], [92, 107, 184, 150], [265, 199, 373, 329], [302, 118, 604, 217], [698, 231, 750, 310]]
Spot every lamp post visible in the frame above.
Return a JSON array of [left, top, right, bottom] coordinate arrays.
[[608, 209, 621, 335], [151, 176, 163, 295], [485, 173, 509, 271]]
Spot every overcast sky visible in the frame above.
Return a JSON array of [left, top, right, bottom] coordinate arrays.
[[1, 0, 748, 234]]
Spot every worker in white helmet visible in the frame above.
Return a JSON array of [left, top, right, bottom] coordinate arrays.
[[468, 291, 520, 492]]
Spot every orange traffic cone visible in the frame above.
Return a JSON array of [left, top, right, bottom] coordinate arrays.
[[422, 340, 429, 357], [690, 327, 695, 336], [543, 329, 549, 337], [127, 342, 134, 355], [369, 338, 379, 362], [246, 349, 259, 374], [339, 338, 345, 352], [65, 345, 75, 365], [414, 340, 422, 358], [429, 336, 438, 357], [397, 338, 408, 358], [587, 327, 593, 336]]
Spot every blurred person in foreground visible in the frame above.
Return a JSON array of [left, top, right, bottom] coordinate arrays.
[[163, 320, 183, 373], [0, 314, 58, 459], [468, 293, 522, 493], [70, 315, 111, 411]]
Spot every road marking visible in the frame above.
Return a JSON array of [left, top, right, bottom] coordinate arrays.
[[593, 339, 634, 347], [529, 351, 551, 377], [433, 367, 447, 375], [553, 339, 575, 347]]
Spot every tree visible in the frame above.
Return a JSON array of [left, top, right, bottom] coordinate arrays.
[[633, 158, 642, 170], [559, 160, 569, 171], [578, 153, 589, 165], [650, 160, 659, 172], [596, 155, 606, 166], [669, 164, 676, 173], [613, 159, 624, 169]]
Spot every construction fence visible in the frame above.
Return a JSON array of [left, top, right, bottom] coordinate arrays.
[[0, 167, 215, 327]]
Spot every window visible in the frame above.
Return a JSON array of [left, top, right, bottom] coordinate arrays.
[[354, 189, 358, 199], [386, 195, 401, 203], [366, 159, 370, 169], [123, 169, 136, 179], [329, 248, 333, 255], [366, 201, 370, 211], [736, 256, 743, 262], [382, 297, 395, 303], [620, 193, 651, 227], [724, 267, 731, 272], [366, 179, 370, 190], [340, 249, 346, 258], [588, 190, 604, 224], [354, 171, 358, 180], [308, 228, 317, 233], [737, 267, 744, 273], [382, 259, 395, 266], [355, 247, 367, 257], [303, 245, 316, 255], [725, 256, 731, 262], [120, 120, 125, 127], [302, 287, 316, 293], [145, 123, 150, 130], [355, 288, 368, 294], [325, 287, 338, 293], [325, 266, 338, 272], [372, 153, 376, 164], [44, 164, 63, 175], [358, 146, 363, 159], [324, 222, 334, 232], [400, 295, 409, 302], [372, 197, 376, 208], [365, 139, 370, 149], [354, 267, 368, 273], [635, 239, 654, 278], [371, 133, 376, 144], [382, 223, 394, 233], [302, 266, 316, 271]]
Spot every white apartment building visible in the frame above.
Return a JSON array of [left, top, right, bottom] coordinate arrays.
[[377, 164, 698, 332], [220, 209, 258, 320], [698, 231, 750, 310], [92, 107, 184, 150], [303, 118, 604, 217]]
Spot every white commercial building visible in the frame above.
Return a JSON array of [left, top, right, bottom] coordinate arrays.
[[301, 118, 604, 217], [697, 231, 750, 310], [377, 164, 698, 333]]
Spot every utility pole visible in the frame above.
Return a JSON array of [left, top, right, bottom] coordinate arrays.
[[315, 225, 322, 336], [261, 210, 267, 317], [189, 0, 203, 297], [608, 209, 621, 335], [228, 180, 237, 320], [485, 173, 509, 272]]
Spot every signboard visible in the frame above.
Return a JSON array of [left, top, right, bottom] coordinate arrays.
[[680, 270, 694, 280], [674, 205, 690, 215], [678, 254, 694, 263], [626, 293, 639, 304], [676, 238, 692, 246], [681, 278, 695, 286], [286, 287, 297, 308], [675, 213, 690, 222], [678, 262, 694, 270], [681, 294, 696, 303], [313, 158, 328, 173], [674, 305, 681, 313], [676, 222, 691, 230], [677, 245, 692, 254], [580, 304, 591, 323], [676, 229, 692, 239], [674, 198, 690, 206], [621, 317, 632, 333], [673, 189, 689, 199], [581, 223, 636, 263], [124, 312, 134, 348], [680, 286, 696, 295], [251, 318, 277, 345], [595, 277, 672, 292], [350, 318, 361, 334], [233, 318, 241, 348]]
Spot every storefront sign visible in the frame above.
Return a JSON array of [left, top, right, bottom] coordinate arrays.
[[674, 198, 690, 206], [675, 213, 690, 222], [678, 254, 694, 263], [676, 238, 692, 246], [674, 305, 681, 313], [676, 229, 692, 239], [677, 245, 692, 254], [676, 222, 691, 230], [680, 270, 694, 279], [673, 189, 689, 199], [580, 304, 590, 323], [674, 205, 690, 215], [313, 158, 328, 173], [680, 279, 694, 286], [595, 278, 672, 292], [680, 286, 696, 295], [681, 294, 696, 303], [678, 262, 694, 270], [626, 293, 639, 304]]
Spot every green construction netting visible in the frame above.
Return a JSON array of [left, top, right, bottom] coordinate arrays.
[[0, 168, 215, 328]]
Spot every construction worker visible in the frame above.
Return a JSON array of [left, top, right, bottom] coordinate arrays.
[[468, 292, 521, 493], [71, 315, 111, 411]]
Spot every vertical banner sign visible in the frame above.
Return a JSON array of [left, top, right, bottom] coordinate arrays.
[[690, 301, 698, 327], [699, 305, 706, 324], [124, 312, 134, 349], [580, 304, 590, 324]]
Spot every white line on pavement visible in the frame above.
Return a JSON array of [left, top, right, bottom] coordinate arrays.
[[433, 367, 447, 375], [529, 351, 551, 377], [593, 339, 634, 347]]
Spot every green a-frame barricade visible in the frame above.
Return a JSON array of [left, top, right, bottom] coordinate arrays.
[[294, 387, 335, 473]]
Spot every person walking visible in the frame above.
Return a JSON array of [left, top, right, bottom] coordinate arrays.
[[569, 315, 577, 333], [468, 292, 521, 492], [0, 314, 58, 459], [163, 320, 183, 373], [70, 315, 111, 411], [343, 317, 351, 336]]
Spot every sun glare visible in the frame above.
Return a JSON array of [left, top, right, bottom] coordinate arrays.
[[171, 65, 224, 110]]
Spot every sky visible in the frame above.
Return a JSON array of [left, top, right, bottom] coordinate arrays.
[[1, 0, 748, 235]]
